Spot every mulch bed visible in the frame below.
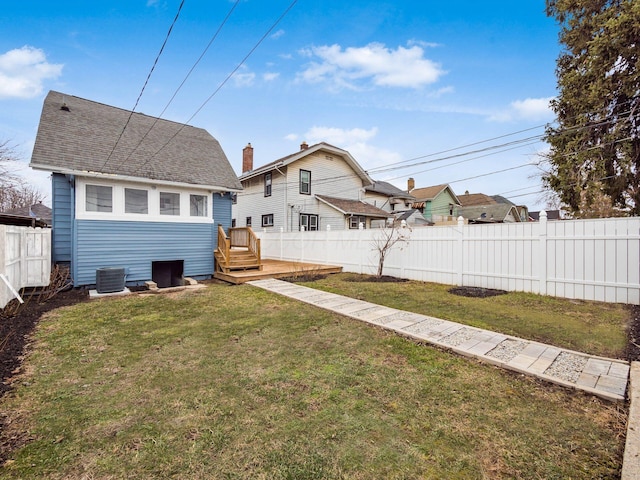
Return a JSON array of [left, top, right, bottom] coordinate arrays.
[[0, 288, 88, 397], [448, 286, 507, 298]]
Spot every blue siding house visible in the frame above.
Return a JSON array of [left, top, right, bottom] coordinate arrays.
[[30, 91, 242, 287]]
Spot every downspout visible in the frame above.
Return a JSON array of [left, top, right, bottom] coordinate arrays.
[[68, 174, 78, 286], [275, 164, 287, 231]]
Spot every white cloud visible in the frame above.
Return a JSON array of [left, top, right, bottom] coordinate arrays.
[[284, 133, 298, 141], [305, 126, 378, 145], [294, 126, 402, 170], [0, 46, 63, 99], [263, 72, 280, 82], [271, 29, 285, 40], [297, 42, 445, 91], [232, 70, 256, 87], [489, 97, 554, 122]]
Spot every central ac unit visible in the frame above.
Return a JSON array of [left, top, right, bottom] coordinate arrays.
[[96, 267, 125, 294]]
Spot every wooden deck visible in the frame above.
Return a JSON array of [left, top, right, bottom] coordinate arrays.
[[213, 259, 343, 284]]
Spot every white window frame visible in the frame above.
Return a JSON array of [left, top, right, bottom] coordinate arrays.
[[85, 184, 113, 213], [300, 213, 318, 231], [262, 213, 274, 227], [349, 215, 366, 229], [76, 178, 213, 224], [125, 188, 148, 215]]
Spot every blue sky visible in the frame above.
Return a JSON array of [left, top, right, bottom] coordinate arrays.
[[1, 1, 560, 209]]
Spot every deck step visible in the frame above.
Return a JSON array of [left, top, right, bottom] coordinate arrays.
[[215, 249, 262, 273]]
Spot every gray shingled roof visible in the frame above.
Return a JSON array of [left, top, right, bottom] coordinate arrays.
[[316, 195, 391, 217], [2, 203, 52, 225], [365, 181, 415, 200], [30, 91, 242, 191], [458, 203, 517, 222]]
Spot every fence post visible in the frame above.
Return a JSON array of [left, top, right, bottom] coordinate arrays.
[[0, 225, 5, 280], [539, 210, 548, 295], [457, 216, 464, 286]]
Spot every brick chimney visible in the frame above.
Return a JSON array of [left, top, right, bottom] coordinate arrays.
[[300, 141, 309, 151], [407, 177, 415, 192], [242, 143, 254, 173]]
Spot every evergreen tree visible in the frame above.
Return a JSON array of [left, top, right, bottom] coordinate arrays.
[[544, 0, 640, 217]]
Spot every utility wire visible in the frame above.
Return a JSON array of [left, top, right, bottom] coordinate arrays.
[[101, 0, 186, 171], [111, 0, 241, 171], [131, 0, 299, 177]]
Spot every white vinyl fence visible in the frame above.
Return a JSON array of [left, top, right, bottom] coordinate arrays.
[[0, 225, 51, 309], [256, 213, 640, 305]]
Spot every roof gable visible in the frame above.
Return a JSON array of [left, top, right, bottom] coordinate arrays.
[[30, 91, 241, 191], [365, 181, 415, 199], [410, 184, 460, 204], [457, 192, 497, 207], [458, 203, 519, 222], [316, 195, 390, 217], [240, 142, 372, 185]]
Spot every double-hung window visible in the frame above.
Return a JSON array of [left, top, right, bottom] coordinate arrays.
[[300, 169, 311, 195], [264, 172, 272, 197], [349, 216, 366, 229], [300, 213, 318, 231]]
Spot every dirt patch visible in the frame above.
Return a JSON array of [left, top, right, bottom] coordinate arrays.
[[448, 286, 507, 298], [343, 275, 409, 283], [626, 305, 640, 361], [0, 288, 87, 397]]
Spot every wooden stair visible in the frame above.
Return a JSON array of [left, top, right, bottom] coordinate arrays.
[[215, 226, 262, 274], [215, 248, 261, 272]]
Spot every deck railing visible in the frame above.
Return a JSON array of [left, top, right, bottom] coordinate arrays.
[[229, 227, 261, 260], [215, 225, 261, 272]]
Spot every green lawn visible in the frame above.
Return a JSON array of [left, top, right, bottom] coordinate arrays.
[[0, 279, 628, 479], [300, 273, 629, 359]]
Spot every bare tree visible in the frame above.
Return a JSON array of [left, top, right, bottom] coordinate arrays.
[[0, 140, 20, 188], [0, 140, 46, 211], [371, 220, 412, 278]]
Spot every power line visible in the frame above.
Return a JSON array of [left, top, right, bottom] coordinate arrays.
[[100, 0, 186, 171], [111, 0, 242, 171], [131, 0, 299, 177]]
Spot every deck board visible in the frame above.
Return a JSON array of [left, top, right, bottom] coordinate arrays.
[[213, 259, 342, 284]]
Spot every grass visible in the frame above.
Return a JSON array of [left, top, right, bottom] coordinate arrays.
[[300, 273, 630, 359], [0, 279, 629, 479]]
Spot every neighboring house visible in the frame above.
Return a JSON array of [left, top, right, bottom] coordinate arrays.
[[457, 190, 529, 223], [1, 203, 52, 226], [233, 142, 390, 231], [364, 181, 416, 213], [530, 210, 562, 221], [29, 91, 242, 287], [408, 180, 461, 224], [392, 209, 432, 227]]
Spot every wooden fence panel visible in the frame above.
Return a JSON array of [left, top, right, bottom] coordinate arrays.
[[0, 225, 51, 309]]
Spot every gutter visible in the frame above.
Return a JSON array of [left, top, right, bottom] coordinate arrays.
[[30, 163, 242, 193]]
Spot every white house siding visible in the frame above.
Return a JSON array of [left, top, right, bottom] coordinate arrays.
[[363, 192, 393, 212], [235, 149, 369, 232]]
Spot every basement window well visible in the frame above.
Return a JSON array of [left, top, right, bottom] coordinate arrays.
[[152, 260, 184, 288]]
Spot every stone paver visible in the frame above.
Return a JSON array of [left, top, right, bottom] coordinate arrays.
[[247, 279, 629, 402]]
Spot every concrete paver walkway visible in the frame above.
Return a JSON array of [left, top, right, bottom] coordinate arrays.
[[248, 279, 630, 402]]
